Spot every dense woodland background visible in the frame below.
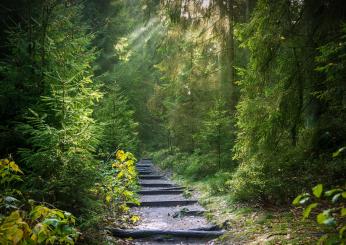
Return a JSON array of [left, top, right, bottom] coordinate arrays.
[[0, 0, 345, 243]]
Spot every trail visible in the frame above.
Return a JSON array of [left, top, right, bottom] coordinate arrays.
[[111, 159, 224, 244]]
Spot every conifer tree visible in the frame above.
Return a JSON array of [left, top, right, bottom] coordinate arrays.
[[17, 4, 103, 212], [194, 99, 233, 171], [95, 84, 139, 153]]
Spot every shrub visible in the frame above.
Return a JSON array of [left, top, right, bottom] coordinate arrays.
[[293, 184, 346, 244], [95, 150, 140, 225], [0, 158, 80, 244]]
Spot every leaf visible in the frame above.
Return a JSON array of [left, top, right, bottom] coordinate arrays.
[[116, 150, 125, 161], [4, 196, 19, 203], [52, 210, 65, 219], [46, 235, 57, 244], [317, 212, 328, 225], [292, 194, 303, 205], [323, 217, 336, 226], [130, 215, 140, 223], [332, 193, 341, 203], [339, 225, 346, 238], [64, 211, 72, 218], [30, 206, 49, 220], [105, 195, 112, 203], [332, 146, 346, 157], [299, 197, 310, 205], [9, 162, 23, 174], [12, 228, 23, 244], [42, 218, 60, 228], [317, 211, 336, 226], [341, 207, 346, 217], [31, 233, 38, 241], [303, 203, 318, 219], [312, 184, 323, 198], [325, 189, 343, 197]]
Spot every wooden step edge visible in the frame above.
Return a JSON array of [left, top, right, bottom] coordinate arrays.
[[139, 175, 164, 179], [127, 200, 198, 207], [136, 165, 152, 167], [139, 186, 185, 191], [153, 187, 185, 191], [137, 169, 154, 172], [107, 228, 225, 239], [175, 210, 205, 216], [139, 182, 174, 187], [138, 190, 183, 195], [137, 172, 153, 175]]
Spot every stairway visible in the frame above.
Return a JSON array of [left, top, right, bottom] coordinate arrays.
[[109, 159, 224, 244]]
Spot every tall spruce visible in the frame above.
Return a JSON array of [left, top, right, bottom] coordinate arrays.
[[17, 3, 103, 213]]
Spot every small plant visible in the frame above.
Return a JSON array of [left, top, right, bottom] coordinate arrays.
[[0, 206, 80, 244], [96, 150, 140, 224], [0, 158, 80, 244], [293, 183, 346, 244]]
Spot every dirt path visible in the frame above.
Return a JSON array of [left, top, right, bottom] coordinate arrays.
[[111, 159, 224, 244]]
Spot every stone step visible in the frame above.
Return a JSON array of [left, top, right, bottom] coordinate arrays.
[[108, 228, 224, 239], [138, 190, 183, 195], [140, 194, 187, 202], [136, 164, 152, 168], [140, 183, 174, 188], [128, 200, 198, 207], [137, 169, 153, 172], [139, 175, 164, 179], [138, 171, 153, 175], [137, 168, 153, 172]]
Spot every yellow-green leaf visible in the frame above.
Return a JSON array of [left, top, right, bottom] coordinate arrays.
[[317, 212, 327, 224], [130, 215, 140, 223], [12, 228, 23, 244], [303, 203, 318, 219], [312, 184, 323, 198], [341, 207, 346, 217], [332, 146, 346, 157], [292, 194, 303, 205], [9, 162, 23, 174], [106, 195, 112, 203]]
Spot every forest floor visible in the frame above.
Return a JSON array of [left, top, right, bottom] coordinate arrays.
[[174, 178, 322, 244]]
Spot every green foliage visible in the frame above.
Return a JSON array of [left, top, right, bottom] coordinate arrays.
[[96, 150, 139, 217], [0, 159, 23, 198], [85, 0, 143, 153], [95, 85, 139, 153], [227, 1, 346, 204], [0, 4, 107, 231], [194, 99, 234, 171], [14, 3, 103, 214], [0, 157, 24, 219], [0, 159, 79, 245], [293, 184, 346, 244]]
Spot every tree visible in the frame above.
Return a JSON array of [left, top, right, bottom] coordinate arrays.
[[95, 84, 139, 153], [194, 98, 233, 171], [17, 3, 103, 213]]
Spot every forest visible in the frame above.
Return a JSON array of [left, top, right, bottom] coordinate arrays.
[[0, 0, 345, 244]]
